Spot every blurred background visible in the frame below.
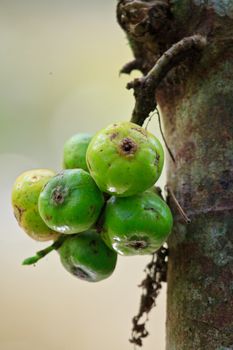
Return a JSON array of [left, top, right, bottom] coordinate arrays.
[[0, 1, 167, 349]]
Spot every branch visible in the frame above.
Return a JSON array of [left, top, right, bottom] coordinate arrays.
[[127, 34, 207, 126], [120, 59, 144, 75]]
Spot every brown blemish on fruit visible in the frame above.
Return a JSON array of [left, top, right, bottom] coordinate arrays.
[[51, 186, 68, 205], [72, 266, 90, 280], [14, 205, 25, 224], [119, 137, 138, 156], [110, 132, 119, 140], [132, 127, 147, 137], [144, 206, 156, 212], [144, 206, 159, 219], [126, 240, 148, 250], [154, 153, 160, 165]]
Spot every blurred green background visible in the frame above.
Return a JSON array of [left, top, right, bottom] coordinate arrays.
[[0, 2, 167, 349]]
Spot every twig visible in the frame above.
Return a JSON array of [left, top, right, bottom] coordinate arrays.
[[22, 235, 67, 265], [127, 35, 207, 126], [120, 59, 143, 75], [166, 185, 191, 224]]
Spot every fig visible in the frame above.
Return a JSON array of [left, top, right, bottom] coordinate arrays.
[[12, 169, 59, 241], [63, 133, 92, 171], [86, 122, 164, 196], [38, 169, 104, 234], [102, 189, 173, 255], [59, 230, 117, 282]]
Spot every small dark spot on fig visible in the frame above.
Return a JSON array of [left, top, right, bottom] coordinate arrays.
[[51, 186, 68, 205], [119, 137, 137, 156], [132, 127, 147, 137], [72, 266, 90, 280], [110, 132, 119, 140], [125, 235, 149, 250], [126, 240, 148, 250], [154, 153, 160, 166], [45, 215, 52, 221], [144, 206, 156, 212]]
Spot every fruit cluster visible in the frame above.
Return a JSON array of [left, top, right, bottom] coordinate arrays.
[[12, 121, 173, 282]]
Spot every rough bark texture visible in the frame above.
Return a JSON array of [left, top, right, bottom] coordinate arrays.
[[117, 0, 233, 349]]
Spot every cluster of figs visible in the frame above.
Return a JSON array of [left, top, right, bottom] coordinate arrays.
[[12, 121, 173, 282]]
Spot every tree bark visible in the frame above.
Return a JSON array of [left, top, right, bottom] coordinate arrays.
[[117, 1, 233, 349]]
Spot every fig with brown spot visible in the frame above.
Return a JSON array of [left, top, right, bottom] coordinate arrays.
[[59, 230, 117, 282], [12, 169, 59, 241], [86, 122, 164, 196], [102, 189, 173, 255], [38, 169, 104, 234]]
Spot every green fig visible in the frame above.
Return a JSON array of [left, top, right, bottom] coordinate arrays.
[[63, 133, 92, 171], [38, 169, 104, 234], [12, 169, 59, 241], [86, 122, 164, 197], [102, 190, 173, 255], [59, 230, 117, 282]]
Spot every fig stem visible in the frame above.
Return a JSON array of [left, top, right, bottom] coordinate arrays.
[[22, 235, 67, 266]]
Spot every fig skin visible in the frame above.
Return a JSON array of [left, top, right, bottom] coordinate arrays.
[[63, 133, 92, 171], [86, 122, 164, 197], [59, 230, 118, 282], [38, 169, 104, 234], [102, 190, 173, 256], [12, 169, 59, 241]]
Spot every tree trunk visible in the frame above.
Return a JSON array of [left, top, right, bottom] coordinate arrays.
[[117, 1, 233, 349]]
